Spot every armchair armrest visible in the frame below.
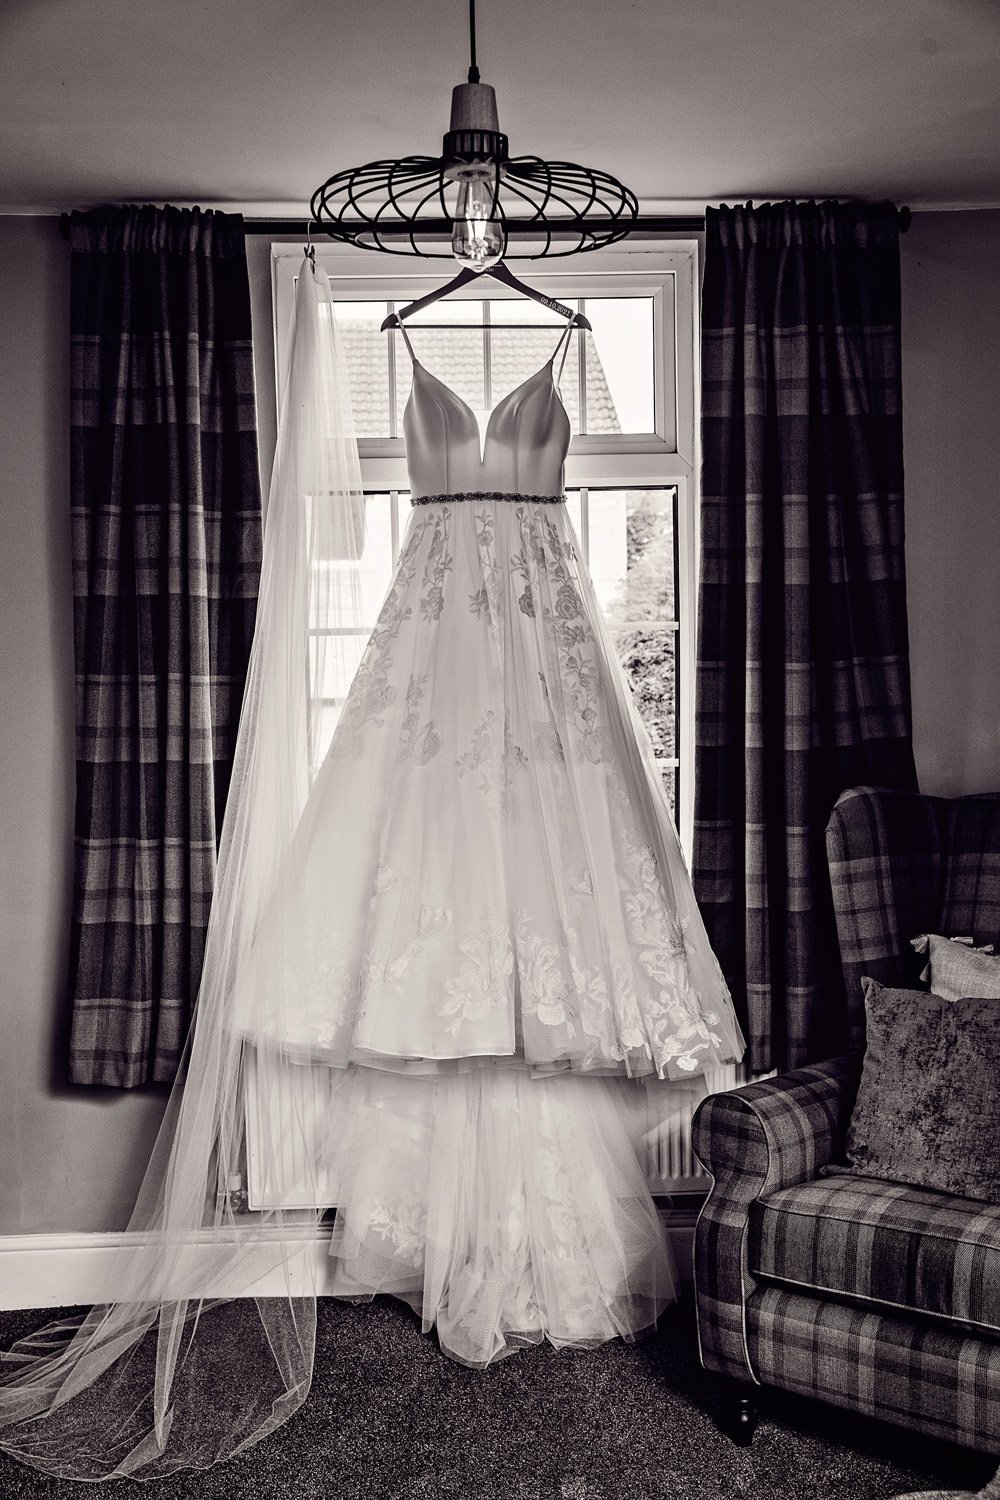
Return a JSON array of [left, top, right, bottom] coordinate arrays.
[[692, 1054, 860, 1382]]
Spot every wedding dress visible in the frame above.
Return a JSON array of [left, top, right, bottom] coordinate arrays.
[[234, 315, 744, 1364], [0, 258, 743, 1480]]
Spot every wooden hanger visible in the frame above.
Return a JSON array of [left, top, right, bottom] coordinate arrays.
[[380, 261, 592, 332]]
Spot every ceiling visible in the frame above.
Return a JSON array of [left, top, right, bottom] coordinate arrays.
[[2, 0, 999, 217]]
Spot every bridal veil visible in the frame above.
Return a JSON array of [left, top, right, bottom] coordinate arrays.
[[0, 255, 362, 1479]]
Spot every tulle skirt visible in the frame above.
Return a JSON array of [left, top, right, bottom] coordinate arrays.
[[320, 1067, 676, 1368], [236, 495, 742, 1364]]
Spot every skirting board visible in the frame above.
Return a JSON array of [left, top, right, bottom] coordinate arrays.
[[0, 1205, 701, 1312]]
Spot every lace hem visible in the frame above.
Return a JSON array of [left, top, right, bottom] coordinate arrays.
[[412, 491, 565, 506]]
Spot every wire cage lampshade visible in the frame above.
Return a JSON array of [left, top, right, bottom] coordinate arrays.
[[310, 0, 638, 265]]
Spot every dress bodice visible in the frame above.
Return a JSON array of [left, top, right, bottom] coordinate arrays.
[[401, 334, 572, 500]]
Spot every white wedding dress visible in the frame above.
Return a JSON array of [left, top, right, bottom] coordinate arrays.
[[0, 266, 744, 1480], [235, 320, 744, 1367]]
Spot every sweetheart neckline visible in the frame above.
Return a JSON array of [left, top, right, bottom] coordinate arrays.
[[405, 357, 565, 451]]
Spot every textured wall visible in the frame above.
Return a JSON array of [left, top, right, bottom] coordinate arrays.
[[0, 211, 996, 1236], [901, 208, 1000, 797]]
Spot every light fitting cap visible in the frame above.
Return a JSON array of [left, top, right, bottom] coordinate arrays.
[[449, 82, 500, 134]]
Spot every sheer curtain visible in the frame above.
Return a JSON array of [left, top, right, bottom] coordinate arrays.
[[0, 255, 365, 1480]]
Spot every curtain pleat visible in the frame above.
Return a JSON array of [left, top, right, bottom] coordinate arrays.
[[67, 204, 263, 1086], [693, 200, 918, 1073]]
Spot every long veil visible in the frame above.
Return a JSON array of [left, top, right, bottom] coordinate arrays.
[[0, 254, 365, 1480]]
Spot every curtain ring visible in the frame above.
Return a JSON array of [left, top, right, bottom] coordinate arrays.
[[304, 222, 316, 272]]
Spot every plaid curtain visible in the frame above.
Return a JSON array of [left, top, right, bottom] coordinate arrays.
[[67, 205, 263, 1087], [693, 200, 918, 1074]]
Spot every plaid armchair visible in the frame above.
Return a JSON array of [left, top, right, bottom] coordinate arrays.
[[692, 786, 1000, 1452]]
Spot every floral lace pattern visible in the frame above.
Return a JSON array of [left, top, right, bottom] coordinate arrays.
[[329, 520, 424, 759], [514, 911, 647, 1072], [513, 516, 603, 764], [516, 919, 577, 1031], [606, 771, 726, 1073], [456, 710, 504, 816], [472, 506, 504, 671], [369, 1192, 427, 1267], [438, 910, 514, 1036], [420, 507, 452, 622], [254, 925, 360, 1050], [259, 499, 740, 1083], [364, 905, 453, 1001], [399, 675, 442, 764], [372, 860, 405, 896]]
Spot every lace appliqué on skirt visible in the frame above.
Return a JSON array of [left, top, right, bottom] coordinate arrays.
[[240, 500, 743, 1082]]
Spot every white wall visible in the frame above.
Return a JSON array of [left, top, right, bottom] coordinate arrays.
[[901, 208, 1000, 796], [0, 209, 996, 1236]]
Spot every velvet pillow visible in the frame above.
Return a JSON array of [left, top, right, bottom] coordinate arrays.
[[842, 978, 1000, 1202], [911, 932, 1000, 1001]]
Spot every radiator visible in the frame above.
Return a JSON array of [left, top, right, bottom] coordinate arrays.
[[638, 1065, 742, 1191], [243, 1056, 748, 1211]]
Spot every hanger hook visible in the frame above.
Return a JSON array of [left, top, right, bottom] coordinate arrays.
[[304, 221, 316, 273]]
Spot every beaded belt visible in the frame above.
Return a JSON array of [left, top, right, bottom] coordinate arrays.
[[411, 490, 564, 506]]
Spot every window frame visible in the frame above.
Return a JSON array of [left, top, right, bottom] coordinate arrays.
[[271, 239, 701, 855]]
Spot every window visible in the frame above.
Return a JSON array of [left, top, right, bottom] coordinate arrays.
[[272, 244, 699, 853]]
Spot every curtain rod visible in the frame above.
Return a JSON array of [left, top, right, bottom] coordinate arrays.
[[57, 207, 912, 240], [241, 215, 710, 237], [239, 207, 912, 237]]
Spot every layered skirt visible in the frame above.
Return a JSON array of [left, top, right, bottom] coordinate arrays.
[[236, 495, 743, 1364]]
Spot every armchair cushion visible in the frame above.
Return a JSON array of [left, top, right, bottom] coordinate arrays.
[[841, 978, 1000, 1202], [916, 932, 1000, 1001], [749, 1174, 1000, 1340]]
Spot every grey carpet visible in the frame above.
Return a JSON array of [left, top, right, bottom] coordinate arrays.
[[0, 1297, 994, 1498]]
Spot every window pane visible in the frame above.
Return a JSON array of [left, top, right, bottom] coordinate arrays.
[[329, 301, 390, 439], [315, 701, 345, 757], [584, 298, 654, 434], [489, 298, 567, 326], [615, 626, 676, 760], [395, 327, 485, 438], [406, 299, 483, 325], [310, 634, 371, 703], [354, 492, 394, 620], [587, 489, 676, 626], [489, 299, 578, 426], [489, 326, 567, 412]]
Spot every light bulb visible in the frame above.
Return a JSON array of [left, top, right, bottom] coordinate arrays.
[[451, 169, 504, 271]]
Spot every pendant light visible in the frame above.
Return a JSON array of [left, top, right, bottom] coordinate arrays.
[[310, 0, 638, 264]]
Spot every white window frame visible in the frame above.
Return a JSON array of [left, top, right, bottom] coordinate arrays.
[[271, 240, 701, 856]]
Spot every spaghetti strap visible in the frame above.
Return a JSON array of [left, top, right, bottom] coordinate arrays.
[[397, 322, 417, 362], [551, 320, 577, 387]]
